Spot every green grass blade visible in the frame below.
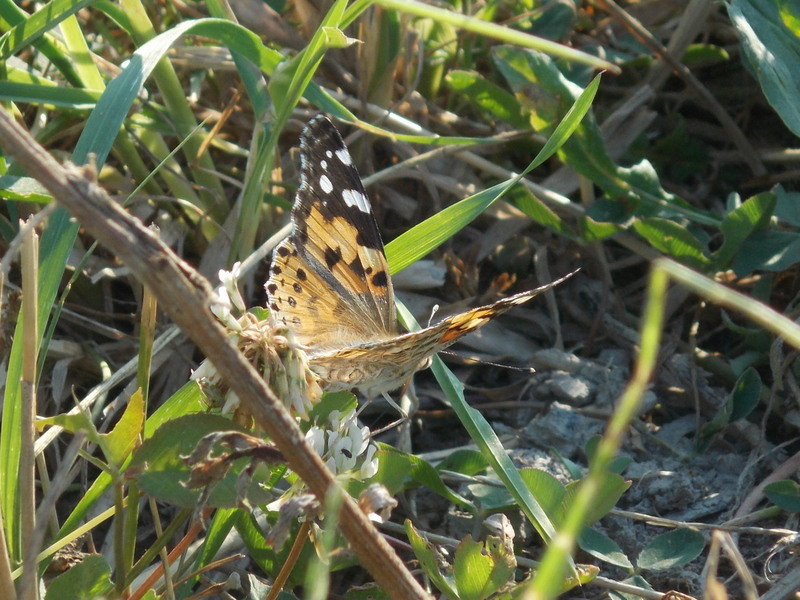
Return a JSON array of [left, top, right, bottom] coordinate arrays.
[[385, 74, 600, 273], [373, 0, 617, 72], [0, 80, 101, 108], [0, 0, 93, 59], [0, 0, 82, 84]]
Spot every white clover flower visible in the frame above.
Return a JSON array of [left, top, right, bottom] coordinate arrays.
[[305, 427, 326, 456], [190, 359, 216, 382], [210, 285, 242, 332], [218, 262, 245, 312], [359, 444, 378, 480], [304, 407, 378, 479]]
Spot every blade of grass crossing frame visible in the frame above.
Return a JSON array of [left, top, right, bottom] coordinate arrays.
[[385, 74, 599, 274], [232, 0, 352, 260]]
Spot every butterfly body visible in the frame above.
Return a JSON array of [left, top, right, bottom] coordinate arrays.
[[266, 116, 574, 399]]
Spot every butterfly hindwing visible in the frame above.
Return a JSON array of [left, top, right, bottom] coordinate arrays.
[[266, 116, 397, 351], [309, 271, 578, 396]]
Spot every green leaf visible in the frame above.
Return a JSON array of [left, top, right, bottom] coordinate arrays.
[[386, 73, 599, 274], [682, 43, 730, 65], [493, 46, 709, 226], [309, 391, 358, 426], [428, 356, 557, 544], [100, 388, 145, 467], [405, 521, 459, 598], [727, 0, 800, 136], [446, 70, 528, 128], [607, 575, 654, 600], [633, 218, 711, 270], [578, 527, 634, 570], [453, 535, 515, 600], [0, 175, 53, 204], [0, 0, 93, 59], [774, 186, 800, 226], [511, 185, 573, 236], [437, 449, 488, 476], [715, 192, 776, 269], [562, 474, 629, 525], [729, 367, 761, 421], [376, 445, 473, 510], [733, 230, 800, 275], [44, 555, 113, 600], [36, 413, 99, 445], [129, 414, 275, 508], [636, 529, 705, 571], [519, 468, 566, 527], [764, 480, 800, 511], [0, 80, 101, 108]]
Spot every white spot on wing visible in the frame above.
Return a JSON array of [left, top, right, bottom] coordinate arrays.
[[335, 148, 352, 166], [326, 150, 333, 158], [321, 159, 328, 170], [342, 189, 370, 213], [320, 175, 333, 194]]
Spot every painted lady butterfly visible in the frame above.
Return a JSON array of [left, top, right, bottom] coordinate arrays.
[[266, 116, 575, 402]]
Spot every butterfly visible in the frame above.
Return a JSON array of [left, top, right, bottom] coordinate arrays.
[[266, 116, 576, 404]]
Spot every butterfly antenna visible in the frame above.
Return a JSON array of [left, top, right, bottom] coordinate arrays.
[[438, 349, 537, 373], [427, 304, 440, 328]]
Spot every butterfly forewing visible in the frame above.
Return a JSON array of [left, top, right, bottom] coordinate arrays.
[[266, 117, 397, 351]]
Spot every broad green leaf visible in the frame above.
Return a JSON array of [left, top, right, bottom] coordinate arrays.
[[519, 468, 566, 527], [633, 218, 711, 270], [100, 389, 145, 467], [729, 367, 761, 421], [446, 70, 528, 128], [733, 230, 800, 275], [454, 535, 515, 600], [44, 555, 113, 600], [578, 527, 634, 570], [35, 413, 100, 445], [309, 391, 358, 426], [129, 414, 275, 508], [405, 521, 459, 598], [637, 529, 705, 571], [774, 186, 800, 227], [715, 192, 776, 268], [764, 480, 800, 511], [607, 575, 654, 600], [682, 43, 730, 65], [562, 473, 629, 525], [727, 0, 800, 136], [437, 449, 488, 476], [376, 445, 473, 510]]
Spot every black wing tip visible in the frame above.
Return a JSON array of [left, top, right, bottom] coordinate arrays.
[[301, 115, 344, 151]]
